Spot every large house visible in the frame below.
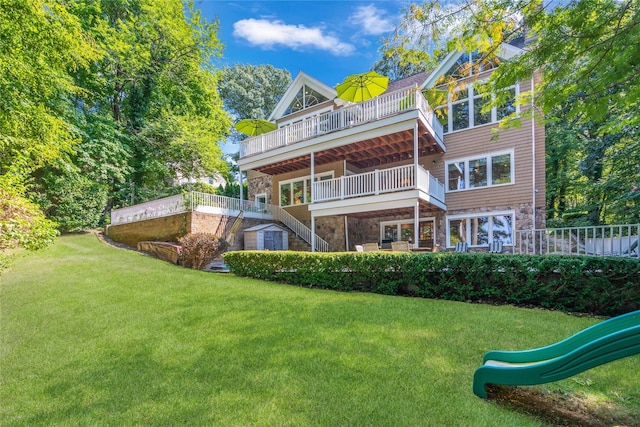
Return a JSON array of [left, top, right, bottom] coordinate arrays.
[[237, 43, 545, 252]]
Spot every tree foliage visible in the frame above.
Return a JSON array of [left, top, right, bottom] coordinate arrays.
[[0, 0, 95, 183], [1, 0, 233, 241], [0, 0, 93, 252], [219, 64, 292, 121], [65, 0, 231, 209]]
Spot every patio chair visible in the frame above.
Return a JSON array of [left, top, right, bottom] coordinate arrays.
[[623, 238, 638, 258], [391, 241, 411, 252], [362, 242, 379, 252], [381, 239, 392, 250], [355, 245, 364, 252], [455, 242, 469, 253], [488, 239, 503, 254]]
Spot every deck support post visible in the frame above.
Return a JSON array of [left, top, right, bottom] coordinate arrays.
[[311, 214, 316, 253], [414, 122, 420, 247]]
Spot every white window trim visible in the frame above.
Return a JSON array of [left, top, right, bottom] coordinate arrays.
[[440, 81, 520, 134], [445, 149, 515, 193], [379, 217, 436, 243], [446, 210, 516, 248], [279, 171, 334, 207]]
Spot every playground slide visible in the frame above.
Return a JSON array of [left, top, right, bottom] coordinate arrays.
[[473, 310, 640, 398]]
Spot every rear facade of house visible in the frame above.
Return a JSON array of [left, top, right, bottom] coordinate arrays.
[[237, 44, 546, 252]]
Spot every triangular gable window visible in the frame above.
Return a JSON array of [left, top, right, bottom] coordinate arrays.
[[283, 84, 329, 116], [442, 51, 500, 80]]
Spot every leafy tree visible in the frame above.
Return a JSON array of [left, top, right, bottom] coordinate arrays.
[[67, 0, 231, 209], [219, 64, 292, 121], [0, 0, 95, 183], [217, 64, 291, 190], [0, 0, 94, 252]]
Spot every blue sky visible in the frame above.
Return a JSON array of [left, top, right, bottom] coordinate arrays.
[[196, 0, 412, 86]]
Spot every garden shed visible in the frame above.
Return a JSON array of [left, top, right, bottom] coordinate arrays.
[[243, 223, 288, 251]]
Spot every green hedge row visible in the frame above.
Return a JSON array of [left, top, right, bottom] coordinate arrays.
[[222, 251, 640, 316]]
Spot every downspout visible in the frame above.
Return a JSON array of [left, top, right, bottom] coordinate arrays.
[[531, 74, 537, 253]]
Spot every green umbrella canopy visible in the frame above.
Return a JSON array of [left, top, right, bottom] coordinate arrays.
[[335, 71, 390, 103], [235, 119, 277, 136]]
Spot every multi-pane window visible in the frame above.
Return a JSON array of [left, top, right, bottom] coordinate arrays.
[[445, 151, 513, 192], [380, 219, 436, 246], [283, 84, 330, 116], [436, 82, 518, 133], [279, 172, 333, 207], [451, 89, 469, 132], [447, 212, 514, 248]]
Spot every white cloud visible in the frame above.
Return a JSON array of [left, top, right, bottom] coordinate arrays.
[[233, 18, 355, 56], [349, 5, 397, 36]]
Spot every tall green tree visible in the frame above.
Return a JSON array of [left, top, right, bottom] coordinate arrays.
[[219, 64, 292, 121], [217, 64, 291, 191], [0, 0, 95, 251], [33, 0, 232, 231]]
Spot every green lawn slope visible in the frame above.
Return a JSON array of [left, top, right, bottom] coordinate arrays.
[[1, 233, 638, 426]]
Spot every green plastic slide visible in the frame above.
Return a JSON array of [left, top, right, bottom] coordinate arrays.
[[473, 310, 640, 398]]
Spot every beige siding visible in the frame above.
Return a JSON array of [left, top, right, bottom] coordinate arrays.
[[270, 160, 344, 222], [432, 74, 545, 214]]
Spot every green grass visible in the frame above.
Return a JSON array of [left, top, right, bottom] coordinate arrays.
[[1, 233, 638, 426]]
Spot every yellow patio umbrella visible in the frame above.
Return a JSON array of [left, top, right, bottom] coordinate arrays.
[[335, 71, 389, 102], [235, 119, 277, 136]]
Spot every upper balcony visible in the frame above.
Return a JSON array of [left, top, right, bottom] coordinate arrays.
[[239, 87, 444, 162]]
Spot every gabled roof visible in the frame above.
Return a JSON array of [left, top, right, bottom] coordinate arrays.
[[244, 223, 287, 232], [420, 42, 525, 89], [268, 71, 337, 121]]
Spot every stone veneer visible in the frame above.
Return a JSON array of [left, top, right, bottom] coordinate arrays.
[[314, 216, 346, 251], [247, 174, 273, 204]]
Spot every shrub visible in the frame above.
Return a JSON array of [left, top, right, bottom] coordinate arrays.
[[0, 188, 58, 252], [222, 251, 640, 316], [178, 233, 227, 270]]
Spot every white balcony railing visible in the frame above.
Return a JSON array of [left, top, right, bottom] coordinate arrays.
[[516, 224, 639, 258], [312, 164, 445, 204], [240, 87, 443, 158], [110, 194, 188, 224]]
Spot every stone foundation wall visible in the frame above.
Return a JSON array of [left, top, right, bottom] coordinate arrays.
[[106, 213, 191, 248], [107, 211, 310, 253]]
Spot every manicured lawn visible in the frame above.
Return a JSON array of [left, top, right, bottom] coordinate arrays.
[[1, 233, 638, 426]]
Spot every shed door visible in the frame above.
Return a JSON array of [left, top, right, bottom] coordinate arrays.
[[263, 231, 283, 250]]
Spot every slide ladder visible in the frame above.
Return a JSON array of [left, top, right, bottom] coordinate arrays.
[[473, 310, 640, 398]]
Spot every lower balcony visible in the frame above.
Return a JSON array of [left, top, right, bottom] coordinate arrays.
[[310, 164, 445, 216]]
